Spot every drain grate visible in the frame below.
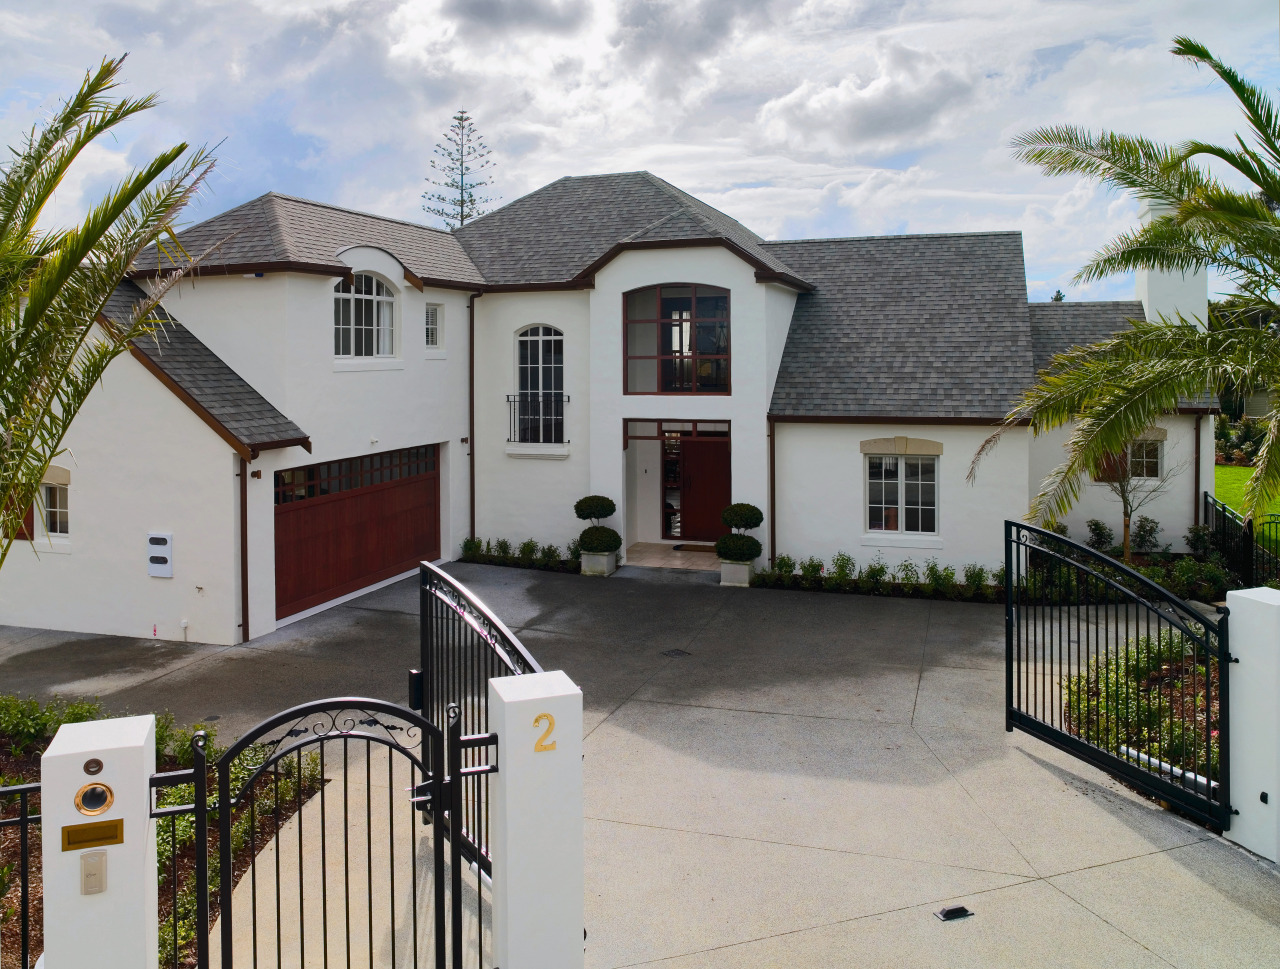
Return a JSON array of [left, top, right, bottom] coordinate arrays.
[[661, 648, 691, 658]]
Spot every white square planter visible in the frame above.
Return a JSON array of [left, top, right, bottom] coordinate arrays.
[[720, 560, 753, 587], [581, 551, 617, 576]]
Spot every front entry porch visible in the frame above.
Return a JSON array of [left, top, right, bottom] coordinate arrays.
[[625, 541, 720, 572], [624, 420, 731, 551]]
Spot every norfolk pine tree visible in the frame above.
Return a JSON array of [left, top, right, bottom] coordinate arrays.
[[422, 109, 496, 230]]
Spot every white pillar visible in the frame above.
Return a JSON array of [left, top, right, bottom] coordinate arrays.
[[1224, 588, 1280, 861], [490, 671, 584, 969], [40, 715, 157, 969], [1135, 199, 1209, 325]]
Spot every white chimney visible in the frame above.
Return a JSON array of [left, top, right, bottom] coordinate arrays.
[[1135, 199, 1208, 326]]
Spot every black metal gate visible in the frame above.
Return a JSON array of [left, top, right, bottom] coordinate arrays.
[[1005, 521, 1233, 830]]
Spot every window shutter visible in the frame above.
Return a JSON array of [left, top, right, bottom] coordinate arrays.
[[3, 501, 34, 541]]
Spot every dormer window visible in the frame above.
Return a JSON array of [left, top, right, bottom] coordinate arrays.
[[334, 274, 395, 357]]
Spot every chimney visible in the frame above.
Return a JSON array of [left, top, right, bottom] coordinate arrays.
[[1134, 199, 1208, 326]]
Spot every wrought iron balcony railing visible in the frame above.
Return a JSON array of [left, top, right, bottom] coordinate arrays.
[[507, 392, 569, 444]]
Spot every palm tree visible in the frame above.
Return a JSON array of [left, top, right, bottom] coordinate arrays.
[[0, 57, 213, 572], [971, 37, 1280, 526]]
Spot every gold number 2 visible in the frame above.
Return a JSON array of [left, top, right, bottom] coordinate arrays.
[[533, 712, 556, 752]]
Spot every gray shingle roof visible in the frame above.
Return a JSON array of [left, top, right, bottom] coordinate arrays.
[[134, 193, 484, 287], [102, 281, 308, 454], [454, 171, 808, 287], [764, 233, 1035, 420], [1027, 301, 1145, 371]]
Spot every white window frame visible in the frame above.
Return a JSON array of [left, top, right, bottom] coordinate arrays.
[[334, 273, 397, 359], [1128, 440, 1161, 479], [865, 454, 938, 535], [424, 303, 442, 349]]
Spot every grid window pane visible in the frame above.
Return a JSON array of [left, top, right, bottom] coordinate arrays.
[[903, 457, 937, 533], [625, 284, 730, 394], [1129, 441, 1160, 478], [44, 484, 68, 535], [867, 455, 937, 534]]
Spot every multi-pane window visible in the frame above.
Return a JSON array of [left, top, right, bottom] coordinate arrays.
[[1129, 440, 1160, 478], [44, 484, 68, 535], [624, 283, 729, 394], [513, 326, 566, 443], [424, 304, 440, 348], [274, 446, 437, 505], [867, 456, 937, 533], [334, 273, 395, 357]]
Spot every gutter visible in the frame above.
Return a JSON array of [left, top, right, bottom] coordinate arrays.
[[239, 457, 250, 643], [469, 291, 482, 540], [768, 415, 777, 567]]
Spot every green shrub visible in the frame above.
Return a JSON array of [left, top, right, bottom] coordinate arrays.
[[923, 558, 957, 598], [579, 525, 622, 554], [567, 537, 582, 561], [0, 694, 103, 756], [1085, 519, 1114, 553], [537, 544, 561, 567], [894, 558, 920, 587], [574, 495, 616, 524], [494, 538, 512, 559], [861, 556, 889, 593], [1185, 524, 1213, 560], [830, 552, 855, 581], [774, 554, 796, 576], [716, 533, 762, 562], [1046, 520, 1069, 537], [798, 556, 825, 586], [962, 563, 988, 591], [1132, 515, 1162, 554], [460, 536, 483, 560], [518, 538, 539, 564], [721, 503, 764, 531]]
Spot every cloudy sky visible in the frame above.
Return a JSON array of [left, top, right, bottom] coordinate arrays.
[[2, 1, 1277, 300]]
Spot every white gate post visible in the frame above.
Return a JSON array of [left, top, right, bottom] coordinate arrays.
[[39, 715, 157, 969], [489, 671, 584, 969], [1224, 588, 1280, 862]]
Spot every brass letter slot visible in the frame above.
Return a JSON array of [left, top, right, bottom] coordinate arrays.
[[62, 818, 123, 851]]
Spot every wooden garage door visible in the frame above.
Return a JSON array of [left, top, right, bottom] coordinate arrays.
[[274, 445, 441, 619]]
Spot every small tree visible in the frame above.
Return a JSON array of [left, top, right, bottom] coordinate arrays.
[[716, 503, 763, 562], [1051, 289, 1066, 302], [422, 109, 496, 230], [1091, 444, 1185, 562], [574, 495, 621, 554]]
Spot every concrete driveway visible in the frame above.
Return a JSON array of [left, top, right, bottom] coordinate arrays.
[[3, 563, 1279, 968]]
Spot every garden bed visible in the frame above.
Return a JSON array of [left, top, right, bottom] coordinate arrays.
[[459, 537, 581, 573]]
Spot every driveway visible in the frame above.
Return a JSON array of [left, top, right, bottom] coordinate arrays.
[[2, 563, 1279, 967]]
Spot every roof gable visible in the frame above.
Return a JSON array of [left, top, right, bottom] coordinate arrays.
[[102, 282, 309, 459]]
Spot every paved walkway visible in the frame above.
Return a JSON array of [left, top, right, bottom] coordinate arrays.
[[3, 563, 1279, 967]]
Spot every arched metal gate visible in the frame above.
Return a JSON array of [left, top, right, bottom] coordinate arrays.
[[154, 697, 497, 969]]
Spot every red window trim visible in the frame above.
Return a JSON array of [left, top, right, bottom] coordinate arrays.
[[622, 283, 732, 396]]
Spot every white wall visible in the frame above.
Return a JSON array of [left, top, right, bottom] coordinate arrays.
[[1027, 415, 1208, 552], [473, 290, 592, 549], [0, 349, 240, 644], [1135, 200, 1209, 325], [625, 439, 663, 543], [774, 422, 1030, 571]]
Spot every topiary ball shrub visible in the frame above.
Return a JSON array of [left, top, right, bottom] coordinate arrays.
[[579, 525, 622, 554], [574, 495, 617, 524], [721, 502, 764, 532], [716, 532, 762, 562]]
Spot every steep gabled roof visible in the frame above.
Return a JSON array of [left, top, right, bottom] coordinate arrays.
[[454, 172, 811, 289], [1027, 301, 1145, 371], [764, 233, 1035, 421], [131, 193, 484, 289], [102, 281, 309, 459]]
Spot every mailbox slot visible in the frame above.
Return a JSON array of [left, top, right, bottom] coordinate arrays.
[[62, 818, 124, 851]]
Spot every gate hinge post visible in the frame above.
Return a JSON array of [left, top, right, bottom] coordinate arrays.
[[408, 668, 424, 710]]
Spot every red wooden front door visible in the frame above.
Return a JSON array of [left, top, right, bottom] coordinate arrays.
[[275, 471, 440, 619], [680, 439, 731, 542]]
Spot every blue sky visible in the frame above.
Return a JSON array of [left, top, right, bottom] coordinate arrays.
[[3, 0, 1278, 300]]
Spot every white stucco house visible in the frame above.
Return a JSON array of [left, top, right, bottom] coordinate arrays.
[[0, 173, 1213, 645]]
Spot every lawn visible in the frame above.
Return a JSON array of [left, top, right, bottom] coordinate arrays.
[[1215, 464, 1280, 516]]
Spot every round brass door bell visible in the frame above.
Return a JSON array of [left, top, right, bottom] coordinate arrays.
[[75, 782, 114, 816]]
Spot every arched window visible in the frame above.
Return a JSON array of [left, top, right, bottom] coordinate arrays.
[[624, 283, 729, 394], [334, 273, 395, 357], [513, 326, 566, 443]]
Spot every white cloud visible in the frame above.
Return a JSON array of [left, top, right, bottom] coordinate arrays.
[[0, 0, 1277, 300]]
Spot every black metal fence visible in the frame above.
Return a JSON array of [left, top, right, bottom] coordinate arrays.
[[1005, 521, 1232, 830], [1204, 491, 1280, 586], [506, 392, 569, 445], [0, 781, 38, 969], [418, 562, 541, 875]]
